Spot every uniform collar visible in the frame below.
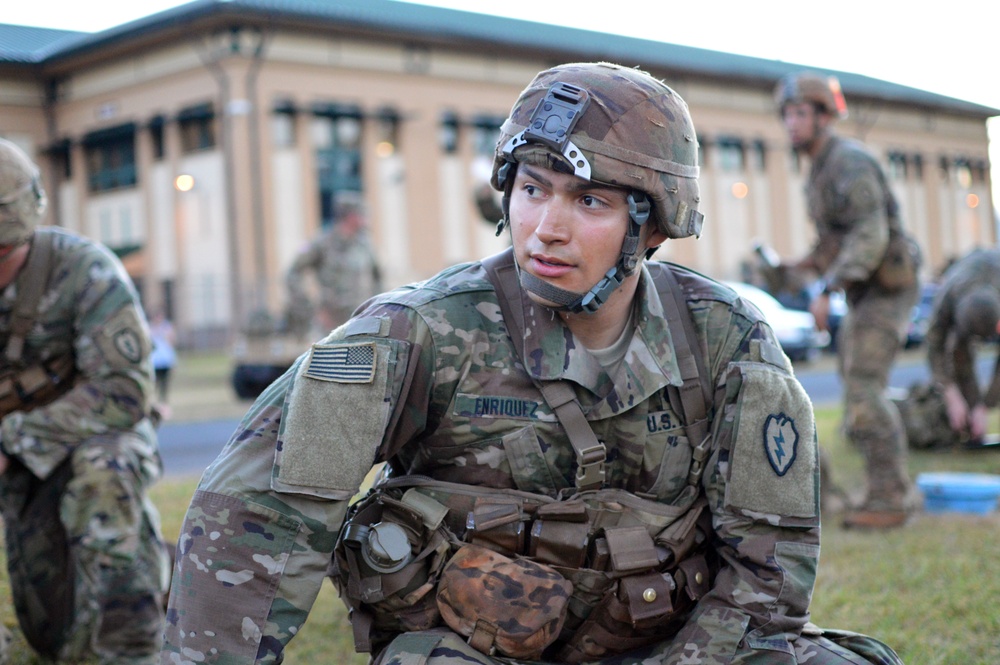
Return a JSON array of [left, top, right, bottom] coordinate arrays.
[[518, 264, 684, 415]]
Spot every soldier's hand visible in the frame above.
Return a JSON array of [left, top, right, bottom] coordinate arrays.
[[970, 404, 988, 440], [943, 384, 970, 433], [809, 293, 831, 332]]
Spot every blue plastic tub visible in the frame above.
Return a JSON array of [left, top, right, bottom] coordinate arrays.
[[916, 472, 1000, 515]]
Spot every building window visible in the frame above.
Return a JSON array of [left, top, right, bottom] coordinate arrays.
[[750, 139, 767, 171], [698, 138, 711, 169], [716, 136, 744, 172], [311, 102, 364, 228], [439, 111, 460, 154], [47, 139, 72, 181], [939, 155, 951, 183], [911, 154, 924, 180], [374, 107, 400, 157], [471, 115, 505, 158], [271, 99, 297, 148], [178, 103, 216, 153], [83, 124, 137, 192], [887, 151, 907, 180], [954, 158, 972, 189], [149, 116, 166, 160], [972, 159, 988, 184]]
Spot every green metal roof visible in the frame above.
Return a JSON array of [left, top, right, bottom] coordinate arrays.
[[1, 0, 997, 118], [0, 22, 87, 62]]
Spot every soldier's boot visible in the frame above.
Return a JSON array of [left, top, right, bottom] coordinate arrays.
[[841, 507, 911, 530]]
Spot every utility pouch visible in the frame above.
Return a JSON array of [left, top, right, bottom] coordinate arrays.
[[556, 574, 685, 664], [436, 543, 572, 660], [529, 501, 590, 568], [465, 497, 525, 556], [332, 488, 454, 653], [874, 231, 920, 292], [0, 354, 76, 417]]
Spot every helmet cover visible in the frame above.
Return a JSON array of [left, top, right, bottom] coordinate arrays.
[[0, 138, 47, 246], [774, 71, 849, 120], [491, 62, 703, 239]]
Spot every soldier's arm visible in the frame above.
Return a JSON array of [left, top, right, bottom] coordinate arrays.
[[662, 316, 820, 659], [925, 295, 954, 389], [0, 243, 153, 480], [162, 302, 435, 664], [823, 159, 890, 287]]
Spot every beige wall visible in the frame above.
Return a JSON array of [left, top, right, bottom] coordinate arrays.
[[0, 24, 994, 346]]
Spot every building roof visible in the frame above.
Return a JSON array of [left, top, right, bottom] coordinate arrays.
[[0, 23, 87, 63], [2, 0, 998, 118]]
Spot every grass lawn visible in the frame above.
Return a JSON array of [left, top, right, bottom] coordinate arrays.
[[1, 404, 998, 663]]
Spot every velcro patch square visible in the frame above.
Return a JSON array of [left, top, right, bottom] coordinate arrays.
[[304, 342, 376, 383]]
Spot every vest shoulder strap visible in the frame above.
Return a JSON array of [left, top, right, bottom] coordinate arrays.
[[5, 229, 56, 364], [481, 249, 713, 490]]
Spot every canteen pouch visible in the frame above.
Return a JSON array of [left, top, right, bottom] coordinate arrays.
[[874, 231, 920, 291], [436, 543, 572, 659], [333, 488, 453, 653]]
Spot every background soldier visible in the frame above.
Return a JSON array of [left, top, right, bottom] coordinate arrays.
[[285, 195, 383, 334], [924, 248, 1000, 443], [774, 72, 922, 530], [0, 138, 169, 663], [163, 62, 901, 664]]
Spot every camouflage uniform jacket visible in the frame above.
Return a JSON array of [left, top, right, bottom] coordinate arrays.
[[926, 248, 1000, 407], [0, 227, 157, 480], [286, 225, 383, 327], [163, 252, 820, 663], [804, 134, 909, 293]]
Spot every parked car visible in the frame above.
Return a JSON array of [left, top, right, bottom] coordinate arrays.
[[905, 282, 938, 348], [725, 281, 829, 362]]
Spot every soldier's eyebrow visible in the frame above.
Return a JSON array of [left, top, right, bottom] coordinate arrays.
[[520, 164, 625, 198]]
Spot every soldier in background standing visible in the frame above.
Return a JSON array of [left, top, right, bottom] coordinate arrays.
[[285, 196, 383, 335], [924, 248, 1000, 443], [0, 138, 168, 663], [774, 72, 922, 529]]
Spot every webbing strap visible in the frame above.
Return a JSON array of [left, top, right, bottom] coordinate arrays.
[[5, 229, 54, 364], [482, 249, 713, 491], [482, 249, 606, 491], [650, 266, 713, 487]]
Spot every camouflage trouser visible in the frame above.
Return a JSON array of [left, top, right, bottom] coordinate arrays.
[[838, 283, 919, 511], [375, 626, 903, 665], [0, 426, 170, 664]]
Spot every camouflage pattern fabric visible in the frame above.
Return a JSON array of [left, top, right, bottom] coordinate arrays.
[[925, 248, 1000, 412], [890, 382, 959, 449], [285, 223, 383, 333], [375, 624, 903, 665], [803, 134, 920, 513], [0, 227, 169, 664], [159, 250, 900, 664]]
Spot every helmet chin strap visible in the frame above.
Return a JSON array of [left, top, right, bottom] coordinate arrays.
[[499, 184, 652, 314]]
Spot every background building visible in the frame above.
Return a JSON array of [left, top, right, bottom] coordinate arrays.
[[1, 0, 996, 347]]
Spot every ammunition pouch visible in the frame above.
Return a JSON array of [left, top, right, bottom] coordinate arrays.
[[334, 477, 718, 661], [0, 354, 76, 418], [873, 230, 920, 292]]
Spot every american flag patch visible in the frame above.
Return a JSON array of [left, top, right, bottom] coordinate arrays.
[[304, 342, 377, 383]]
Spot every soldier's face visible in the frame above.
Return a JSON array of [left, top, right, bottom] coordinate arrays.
[[782, 102, 827, 151], [508, 164, 633, 306]]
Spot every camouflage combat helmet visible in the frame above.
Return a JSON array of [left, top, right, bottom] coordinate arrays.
[[774, 71, 849, 119], [490, 61, 703, 313], [0, 138, 47, 246]]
